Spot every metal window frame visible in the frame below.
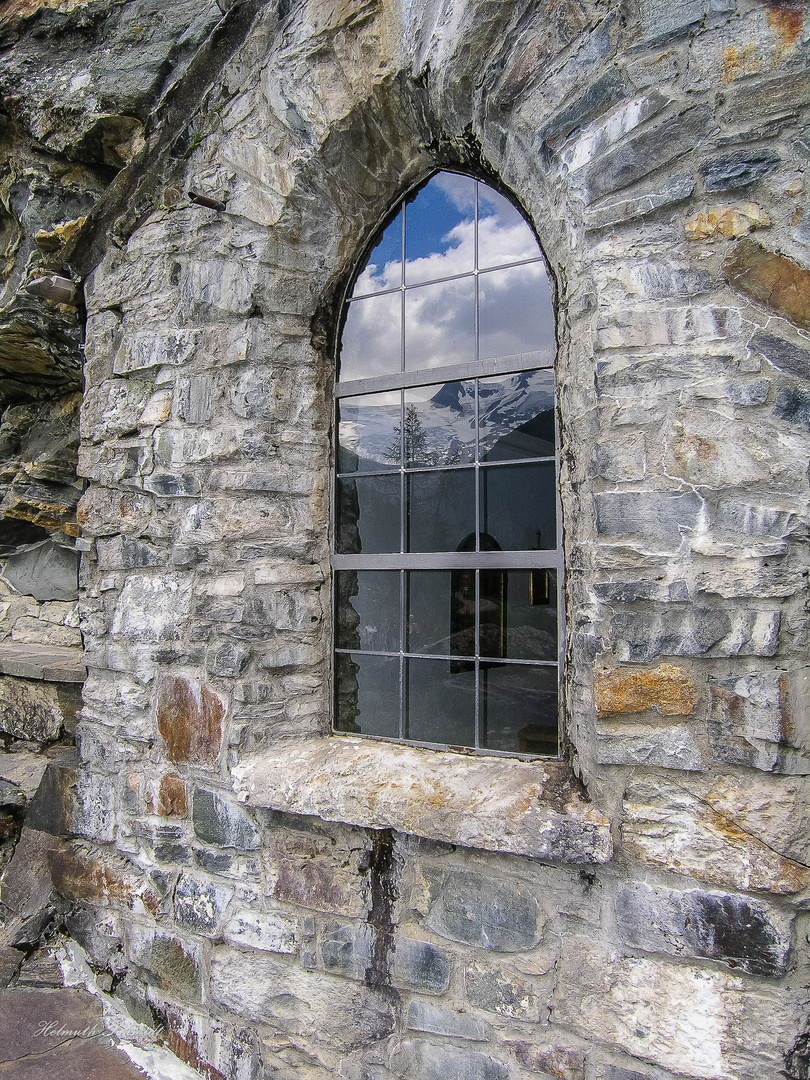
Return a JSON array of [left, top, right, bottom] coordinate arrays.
[[332, 171, 564, 760]]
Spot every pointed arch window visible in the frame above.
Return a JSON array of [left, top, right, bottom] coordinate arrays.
[[333, 171, 561, 757]]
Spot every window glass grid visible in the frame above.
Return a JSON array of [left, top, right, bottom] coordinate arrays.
[[334, 171, 560, 758]]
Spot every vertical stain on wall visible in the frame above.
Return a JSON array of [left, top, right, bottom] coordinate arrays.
[[363, 828, 400, 997]]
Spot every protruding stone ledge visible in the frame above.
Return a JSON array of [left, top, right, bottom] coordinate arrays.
[[0, 643, 86, 684], [232, 737, 613, 864]]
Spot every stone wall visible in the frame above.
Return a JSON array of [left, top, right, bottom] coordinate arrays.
[[2, 0, 810, 1078]]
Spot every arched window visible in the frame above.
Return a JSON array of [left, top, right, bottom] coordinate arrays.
[[333, 171, 560, 757]]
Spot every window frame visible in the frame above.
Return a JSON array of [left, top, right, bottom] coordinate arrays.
[[331, 169, 565, 760]]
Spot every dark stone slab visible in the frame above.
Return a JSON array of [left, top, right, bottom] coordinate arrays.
[[0, 987, 106, 1060], [540, 70, 626, 143], [752, 331, 810, 378], [425, 868, 543, 951], [581, 105, 715, 204], [192, 786, 260, 849], [24, 759, 77, 836], [616, 882, 792, 976], [775, 387, 810, 432], [143, 472, 202, 497], [2, 540, 78, 602], [0, 944, 23, 988], [700, 149, 780, 192], [393, 937, 451, 995], [8, 1039, 150, 1080], [637, 0, 735, 45]]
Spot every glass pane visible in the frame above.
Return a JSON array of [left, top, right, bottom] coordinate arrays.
[[336, 571, 401, 652], [477, 185, 540, 269], [479, 370, 556, 462], [479, 263, 555, 361], [406, 469, 475, 553], [405, 277, 475, 371], [407, 570, 475, 656], [404, 381, 475, 467], [353, 211, 402, 295], [340, 292, 402, 382], [489, 568, 559, 661], [336, 474, 400, 554], [480, 462, 556, 551], [480, 663, 558, 755], [335, 652, 400, 738], [338, 392, 402, 473], [405, 173, 475, 284], [406, 656, 475, 746]]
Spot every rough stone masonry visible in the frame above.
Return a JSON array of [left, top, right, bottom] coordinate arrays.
[[0, 0, 809, 1078]]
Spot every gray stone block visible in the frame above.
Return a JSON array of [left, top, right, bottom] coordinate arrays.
[[425, 869, 544, 951], [1, 541, 78, 602], [594, 491, 702, 546], [751, 331, 810, 379], [584, 175, 695, 230], [192, 786, 260, 849], [638, 0, 735, 44], [775, 387, 810, 432], [393, 937, 452, 995], [391, 1040, 508, 1080], [616, 882, 793, 976], [541, 70, 627, 143], [406, 999, 488, 1041], [582, 106, 715, 204], [173, 873, 231, 934], [206, 642, 249, 677], [700, 150, 780, 192], [465, 960, 540, 1021], [612, 607, 780, 662]]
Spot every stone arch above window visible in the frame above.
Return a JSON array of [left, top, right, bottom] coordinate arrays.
[[332, 170, 562, 757]]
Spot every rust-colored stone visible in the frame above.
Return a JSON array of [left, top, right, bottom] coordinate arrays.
[[595, 664, 699, 716], [766, 3, 803, 52], [724, 239, 810, 331], [272, 856, 365, 917], [167, 1018, 227, 1080], [48, 845, 160, 913], [157, 675, 224, 766], [685, 203, 769, 241], [157, 772, 187, 817], [506, 1043, 586, 1080]]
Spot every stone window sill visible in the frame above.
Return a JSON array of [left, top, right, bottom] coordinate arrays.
[[232, 736, 612, 863]]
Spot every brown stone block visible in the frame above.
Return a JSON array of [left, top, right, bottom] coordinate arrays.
[[272, 855, 366, 917], [48, 844, 160, 913], [157, 772, 187, 817], [157, 675, 224, 766], [506, 1042, 586, 1080], [595, 664, 698, 717], [724, 239, 810, 331]]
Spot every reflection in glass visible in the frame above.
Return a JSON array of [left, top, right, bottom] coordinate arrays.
[[480, 462, 557, 551], [404, 381, 475, 466], [335, 652, 400, 738], [336, 571, 401, 653], [406, 657, 475, 746], [479, 370, 556, 462], [340, 291, 402, 382], [498, 569, 558, 661], [407, 571, 473, 656], [480, 663, 558, 754], [336, 474, 401, 555], [478, 263, 555, 360], [338, 392, 402, 472], [405, 277, 475, 371], [406, 470, 475, 553], [477, 186, 539, 269], [405, 173, 475, 284], [353, 211, 403, 295]]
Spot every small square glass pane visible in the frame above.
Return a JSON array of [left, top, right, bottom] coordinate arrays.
[[335, 652, 400, 738], [477, 185, 540, 269], [479, 370, 556, 462], [407, 570, 475, 657], [479, 263, 555, 361], [405, 277, 475, 371], [336, 474, 401, 554], [405, 173, 475, 284], [404, 381, 475, 467], [481, 568, 559, 661], [480, 663, 558, 755], [336, 571, 401, 652], [480, 462, 557, 551], [338, 391, 402, 472], [406, 469, 475, 553], [406, 656, 475, 746], [353, 211, 402, 295], [340, 292, 402, 382]]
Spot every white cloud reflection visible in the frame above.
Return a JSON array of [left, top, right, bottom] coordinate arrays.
[[341, 174, 555, 383]]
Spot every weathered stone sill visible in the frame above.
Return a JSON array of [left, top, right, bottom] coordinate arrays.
[[0, 644, 86, 684], [232, 737, 613, 864]]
